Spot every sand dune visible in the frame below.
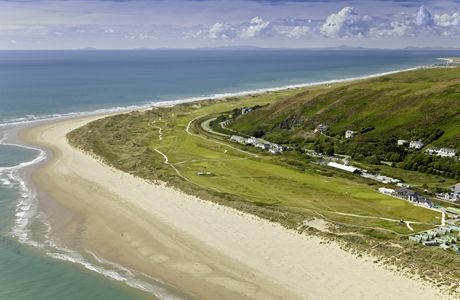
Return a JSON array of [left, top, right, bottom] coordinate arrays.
[[20, 114, 447, 300]]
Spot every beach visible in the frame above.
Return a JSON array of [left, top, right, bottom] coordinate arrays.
[[17, 112, 451, 300]]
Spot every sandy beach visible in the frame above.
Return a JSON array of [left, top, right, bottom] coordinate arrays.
[[19, 114, 449, 300]]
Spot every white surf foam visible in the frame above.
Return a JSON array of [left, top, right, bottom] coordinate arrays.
[[46, 248, 185, 300]]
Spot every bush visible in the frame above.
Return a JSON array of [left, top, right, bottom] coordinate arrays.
[[359, 125, 375, 134]]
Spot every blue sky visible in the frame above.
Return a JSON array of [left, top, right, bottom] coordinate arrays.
[[1, 0, 459, 49]]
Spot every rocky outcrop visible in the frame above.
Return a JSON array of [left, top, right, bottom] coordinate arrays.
[[274, 112, 305, 130]]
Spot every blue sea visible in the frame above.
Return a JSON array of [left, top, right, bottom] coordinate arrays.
[[0, 49, 458, 299]]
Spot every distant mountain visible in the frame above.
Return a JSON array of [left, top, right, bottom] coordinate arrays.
[[79, 47, 97, 50], [404, 46, 460, 50], [196, 46, 264, 50], [322, 45, 371, 50]]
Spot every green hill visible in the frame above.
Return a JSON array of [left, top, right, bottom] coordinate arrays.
[[230, 68, 460, 147], [227, 67, 460, 177]]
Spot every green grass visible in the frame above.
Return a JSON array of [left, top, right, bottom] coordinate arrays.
[[228, 67, 460, 149], [66, 71, 460, 293], [362, 163, 457, 189], [68, 85, 442, 233]]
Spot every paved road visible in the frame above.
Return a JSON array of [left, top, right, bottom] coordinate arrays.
[[201, 118, 231, 137]]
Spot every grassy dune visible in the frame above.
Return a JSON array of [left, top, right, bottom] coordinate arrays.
[[67, 68, 460, 291]]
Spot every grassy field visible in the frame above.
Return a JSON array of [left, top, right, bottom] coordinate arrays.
[[67, 71, 460, 292], [68, 87, 443, 234]]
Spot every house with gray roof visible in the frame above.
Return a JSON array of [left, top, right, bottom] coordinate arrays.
[[230, 135, 247, 143], [394, 188, 433, 207]]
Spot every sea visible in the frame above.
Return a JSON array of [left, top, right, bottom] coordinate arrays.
[[0, 49, 458, 299]]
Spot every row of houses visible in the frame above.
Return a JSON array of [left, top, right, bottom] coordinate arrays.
[[436, 183, 460, 202], [378, 187, 434, 208], [229, 135, 285, 154], [397, 140, 458, 157], [425, 147, 458, 158]]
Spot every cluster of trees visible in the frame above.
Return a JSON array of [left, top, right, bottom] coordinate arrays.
[[288, 132, 459, 179], [410, 128, 445, 145], [213, 107, 459, 179], [397, 153, 460, 178]]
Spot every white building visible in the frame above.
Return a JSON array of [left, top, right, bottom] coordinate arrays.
[[409, 141, 425, 149], [255, 143, 271, 150], [425, 147, 457, 157], [439, 148, 457, 157], [327, 162, 362, 174], [246, 137, 258, 145], [345, 130, 356, 139], [437, 182, 460, 202], [316, 124, 329, 133], [230, 135, 247, 143], [241, 107, 253, 114], [397, 140, 407, 146], [378, 187, 395, 195], [397, 182, 412, 188]]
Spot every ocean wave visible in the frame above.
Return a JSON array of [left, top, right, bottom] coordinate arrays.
[[0, 144, 45, 172], [47, 248, 186, 300], [0, 105, 147, 129], [10, 177, 40, 246]]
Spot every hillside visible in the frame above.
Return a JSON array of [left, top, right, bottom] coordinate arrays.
[[226, 67, 460, 178], [229, 67, 460, 148]]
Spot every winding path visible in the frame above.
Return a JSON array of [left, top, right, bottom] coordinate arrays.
[[186, 116, 259, 158], [333, 211, 421, 232]]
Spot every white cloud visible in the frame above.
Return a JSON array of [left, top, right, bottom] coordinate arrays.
[[10, 40, 17, 44], [285, 26, 311, 39], [240, 17, 273, 38], [321, 7, 372, 38], [140, 33, 157, 40], [209, 22, 237, 39], [435, 13, 460, 27], [1, 1, 460, 49], [414, 5, 434, 26]]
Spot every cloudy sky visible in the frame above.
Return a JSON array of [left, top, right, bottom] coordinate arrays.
[[1, 0, 460, 49]]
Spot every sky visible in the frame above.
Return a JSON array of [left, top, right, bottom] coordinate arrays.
[[1, 0, 460, 49]]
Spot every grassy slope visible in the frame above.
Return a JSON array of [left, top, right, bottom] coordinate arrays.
[[68, 88, 442, 234], [67, 69, 460, 292], [229, 68, 460, 148]]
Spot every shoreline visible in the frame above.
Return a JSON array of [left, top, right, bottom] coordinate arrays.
[[17, 110, 451, 299], [0, 64, 426, 131]]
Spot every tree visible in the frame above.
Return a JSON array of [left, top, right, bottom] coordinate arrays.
[[325, 147, 335, 157], [390, 153, 401, 162]]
